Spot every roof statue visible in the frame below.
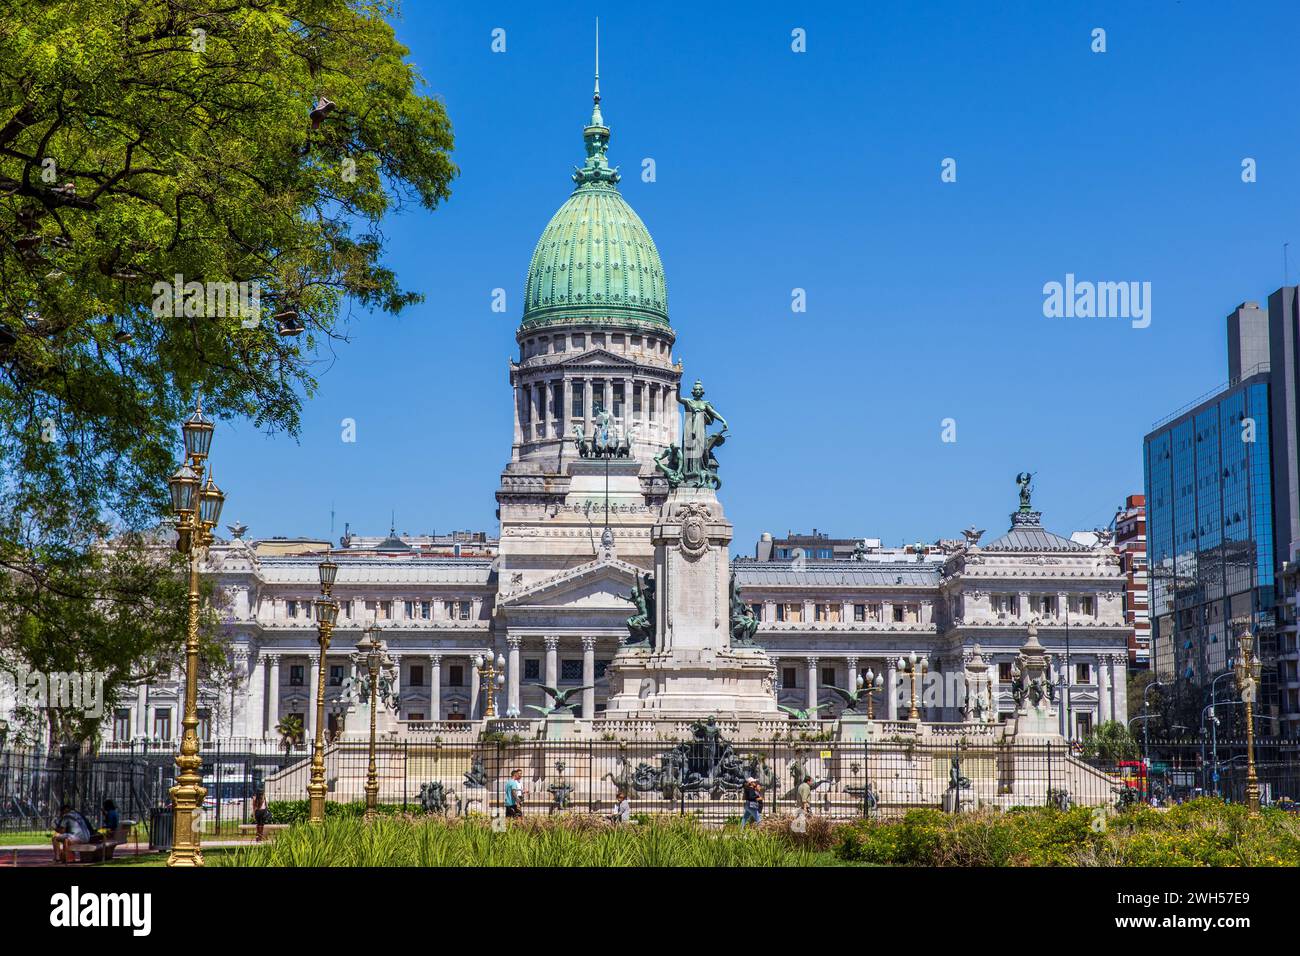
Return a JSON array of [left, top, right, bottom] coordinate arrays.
[[1016, 471, 1034, 512]]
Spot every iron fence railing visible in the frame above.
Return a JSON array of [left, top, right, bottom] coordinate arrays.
[[5, 736, 1296, 834]]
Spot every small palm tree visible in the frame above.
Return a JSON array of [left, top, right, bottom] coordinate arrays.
[[275, 715, 304, 756]]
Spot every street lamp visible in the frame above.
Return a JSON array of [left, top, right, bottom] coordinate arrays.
[[857, 669, 884, 719], [1234, 628, 1263, 814], [475, 652, 507, 718], [307, 555, 339, 824], [357, 625, 386, 820], [165, 400, 224, 867], [898, 653, 928, 721]]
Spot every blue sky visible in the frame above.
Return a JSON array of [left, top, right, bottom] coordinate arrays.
[[210, 1, 1300, 552]]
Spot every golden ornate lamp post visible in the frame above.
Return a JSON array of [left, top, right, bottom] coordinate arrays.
[[357, 625, 385, 819], [898, 652, 928, 721], [858, 669, 884, 719], [474, 652, 506, 718], [307, 556, 339, 824], [166, 401, 225, 867], [1234, 627, 1263, 814]]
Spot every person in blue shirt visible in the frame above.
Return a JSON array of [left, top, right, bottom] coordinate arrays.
[[504, 768, 525, 818], [101, 799, 120, 833]]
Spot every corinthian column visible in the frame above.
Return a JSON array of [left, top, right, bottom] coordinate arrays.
[[806, 657, 819, 713], [582, 637, 596, 719], [507, 637, 522, 716]]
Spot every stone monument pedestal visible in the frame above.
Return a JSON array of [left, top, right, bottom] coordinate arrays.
[[942, 788, 976, 814], [604, 486, 779, 720], [542, 711, 578, 741], [836, 712, 877, 742]]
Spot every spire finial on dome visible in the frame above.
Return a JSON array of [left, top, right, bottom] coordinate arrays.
[[592, 17, 601, 124], [574, 18, 619, 188]]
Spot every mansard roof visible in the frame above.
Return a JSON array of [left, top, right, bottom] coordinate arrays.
[[981, 511, 1091, 552], [733, 562, 942, 589]]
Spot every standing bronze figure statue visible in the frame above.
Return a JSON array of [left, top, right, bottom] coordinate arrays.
[[621, 572, 656, 647], [673, 379, 727, 489]]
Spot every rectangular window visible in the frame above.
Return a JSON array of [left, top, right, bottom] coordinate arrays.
[[781, 603, 803, 623], [893, 605, 905, 622], [633, 387, 642, 415], [613, 383, 625, 418], [340, 600, 352, 619], [593, 383, 605, 414], [1075, 713, 1093, 738], [751, 603, 763, 621], [854, 604, 866, 622], [1042, 595, 1057, 616], [286, 600, 298, 618], [1081, 596, 1094, 615], [421, 601, 431, 619], [551, 382, 561, 419], [998, 662, 1014, 682], [409, 665, 426, 687], [561, 659, 583, 681], [113, 709, 131, 741], [459, 602, 471, 621], [1076, 663, 1091, 684], [524, 659, 540, 680], [782, 667, 798, 689], [407, 712, 426, 722], [153, 708, 172, 740], [595, 660, 610, 679], [329, 665, 345, 687], [649, 389, 657, 421], [404, 600, 415, 619], [290, 665, 304, 686], [572, 383, 584, 419], [449, 665, 464, 687], [573, 334, 585, 350], [821, 666, 836, 687]]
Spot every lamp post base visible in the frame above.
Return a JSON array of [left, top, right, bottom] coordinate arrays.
[[166, 782, 206, 867], [308, 780, 327, 825]]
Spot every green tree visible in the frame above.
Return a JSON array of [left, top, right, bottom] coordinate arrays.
[[1080, 719, 1139, 763], [0, 0, 455, 743]]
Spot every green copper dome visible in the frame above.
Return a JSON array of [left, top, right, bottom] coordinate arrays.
[[521, 75, 668, 329]]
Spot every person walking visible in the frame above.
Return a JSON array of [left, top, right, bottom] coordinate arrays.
[[504, 768, 526, 819], [796, 774, 813, 814], [252, 785, 270, 842], [741, 776, 764, 828]]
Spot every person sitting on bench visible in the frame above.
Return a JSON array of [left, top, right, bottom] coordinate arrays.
[[51, 804, 93, 864]]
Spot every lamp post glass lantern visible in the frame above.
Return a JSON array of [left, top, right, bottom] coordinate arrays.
[[307, 555, 339, 824], [358, 626, 385, 819], [166, 400, 224, 867], [475, 653, 506, 718]]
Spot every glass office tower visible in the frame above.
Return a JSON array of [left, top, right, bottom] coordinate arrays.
[[1145, 374, 1277, 722]]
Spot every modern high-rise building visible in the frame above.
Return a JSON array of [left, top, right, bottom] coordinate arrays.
[[1144, 296, 1300, 737], [1114, 495, 1150, 669]]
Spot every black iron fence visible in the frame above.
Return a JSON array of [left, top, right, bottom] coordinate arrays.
[[256, 737, 1138, 821], [0, 741, 302, 835], [5, 735, 1296, 834]]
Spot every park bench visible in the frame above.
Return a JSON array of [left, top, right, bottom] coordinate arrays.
[[69, 821, 136, 863]]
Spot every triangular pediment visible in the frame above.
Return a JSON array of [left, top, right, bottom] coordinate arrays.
[[498, 556, 646, 610], [564, 348, 637, 369]]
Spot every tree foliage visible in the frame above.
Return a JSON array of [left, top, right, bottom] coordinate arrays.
[[0, 1, 456, 742]]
